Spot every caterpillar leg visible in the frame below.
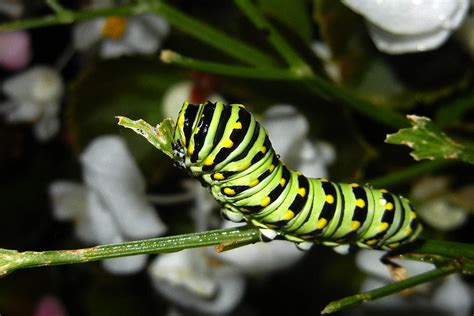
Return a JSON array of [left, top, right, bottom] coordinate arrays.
[[259, 228, 278, 242], [220, 208, 245, 223]]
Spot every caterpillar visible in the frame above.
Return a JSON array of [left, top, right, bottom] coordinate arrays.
[[172, 101, 422, 251]]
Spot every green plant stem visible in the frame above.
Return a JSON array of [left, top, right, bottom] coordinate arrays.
[[367, 160, 454, 188], [234, 0, 311, 75], [321, 263, 460, 314], [411, 239, 474, 261], [0, 225, 261, 277], [161, 50, 299, 80]]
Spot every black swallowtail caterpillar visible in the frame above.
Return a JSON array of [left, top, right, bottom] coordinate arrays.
[[172, 101, 422, 251]]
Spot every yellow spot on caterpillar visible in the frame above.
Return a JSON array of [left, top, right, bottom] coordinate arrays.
[[181, 137, 186, 146], [317, 218, 328, 229], [356, 198, 365, 208], [282, 210, 295, 221], [101, 16, 128, 40], [204, 157, 214, 166], [260, 196, 271, 207], [385, 202, 394, 211], [260, 146, 267, 154], [279, 178, 286, 187], [320, 178, 328, 182], [223, 188, 236, 196], [249, 179, 259, 187], [351, 183, 359, 187], [223, 139, 234, 148], [213, 173, 225, 180], [238, 160, 251, 171], [351, 221, 361, 231], [297, 187, 306, 197], [366, 239, 378, 246], [194, 127, 200, 134], [405, 227, 413, 235], [269, 164, 275, 172], [410, 212, 417, 219], [296, 171, 302, 176], [325, 194, 334, 204], [380, 189, 388, 193], [388, 242, 400, 248], [187, 146, 194, 156], [379, 222, 389, 232], [234, 121, 242, 129]]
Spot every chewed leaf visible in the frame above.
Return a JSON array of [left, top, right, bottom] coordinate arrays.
[[386, 115, 474, 164], [117, 116, 176, 159]]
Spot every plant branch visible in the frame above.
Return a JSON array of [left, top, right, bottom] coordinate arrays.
[[0, 225, 261, 278], [234, 0, 312, 76], [160, 50, 299, 80], [321, 262, 460, 314]]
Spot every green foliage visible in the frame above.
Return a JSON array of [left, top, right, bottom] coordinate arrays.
[[386, 115, 474, 164]]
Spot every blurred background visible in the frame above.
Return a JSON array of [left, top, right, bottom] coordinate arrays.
[[0, 0, 473, 315]]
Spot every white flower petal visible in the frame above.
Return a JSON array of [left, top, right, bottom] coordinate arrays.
[[298, 140, 335, 179], [84, 190, 124, 245], [101, 255, 148, 275], [2, 66, 63, 106], [140, 14, 170, 39], [263, 104, 308, 166], [342, 0, 468, 34], [48, 181, 87, 221], [80, 135, 167, 238], [367, 21, 453, 54], [33, 113, 60, 141], [0, 100, 41, 122], [73, 19, 103, 51], [416, 198, 468, 231], [149, 249, 245, 314]]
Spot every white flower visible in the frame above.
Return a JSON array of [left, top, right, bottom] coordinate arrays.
[[49, 135, 167, 274], [262, 104, 335, 179], [73, 14, 169, 58], [342, 0, 469, 54], [0, 0, 23, 18], [311, 41, 341, 83], [148, 248, 245, 314], [0, 66, 63, 141], [356, 249, 472, 315]]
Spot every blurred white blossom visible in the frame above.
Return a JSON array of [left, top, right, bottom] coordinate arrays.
[[355, 250, 472, 316], [73, 14, 169, 58], [148, 249, 245, 315], [0, 0, 23, 18], [311, 41, 341, 83], [342, 0, 469, 54], [0, 31, 31, 70], [49, 135, 167, 274], [0, 66, 64, 141], [411, 176, 469, 231], [263, 104, 335, 179]]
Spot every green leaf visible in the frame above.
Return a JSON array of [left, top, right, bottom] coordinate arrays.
[[386, 115, 474, 164], [257, 0, 312, 43], [117, 117, 175, 159]]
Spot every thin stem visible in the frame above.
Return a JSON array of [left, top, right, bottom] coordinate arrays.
[[148, 1, 276, 68], [0, 225, 261, 277], [45, 0, 68, 15], [161, 50, 299, 80], [367, 160, 454, 188], [234, 0, 312, 75], [409, 239, 474, 261], [321, 263, 460, 314]]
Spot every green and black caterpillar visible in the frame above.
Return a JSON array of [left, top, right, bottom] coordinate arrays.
[[172, 101, 422, 251]]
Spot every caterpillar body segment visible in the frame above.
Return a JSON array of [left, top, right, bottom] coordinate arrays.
[[172, 101, 422, 251]]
